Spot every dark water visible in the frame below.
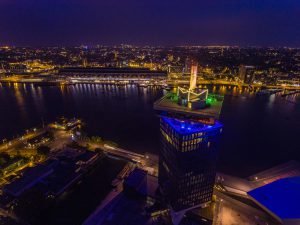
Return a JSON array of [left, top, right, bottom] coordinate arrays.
[[0, 82, 299, 177]]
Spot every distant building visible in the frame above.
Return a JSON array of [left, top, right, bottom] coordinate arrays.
[[7, 63, 28, 74], [154, 61, 223, 225], [168, 66, 184, 74], [238, 65, 255, 84], [58, 67, 167, 82], [168, 65, 185, 80], [0, 63, 6, 74], [83, 58, 88, 67], [184, 58, 192, 74]]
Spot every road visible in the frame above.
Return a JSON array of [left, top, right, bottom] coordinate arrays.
[[48, 130, 73, 152], [78, 140, 158, 175], [81, 141, 145, 164], [0, 128, 47, 152], [213, 191, 278, 225]]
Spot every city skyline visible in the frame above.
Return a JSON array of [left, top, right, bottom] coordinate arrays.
[[0, 1, 300, 224], [0, 0, 300, 47]]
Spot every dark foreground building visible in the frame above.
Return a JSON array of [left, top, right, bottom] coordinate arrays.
[[154, 62, 223, 224], [248, 176, 300, 225]]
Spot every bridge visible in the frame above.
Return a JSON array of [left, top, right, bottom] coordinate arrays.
[[102, 144, 145, 164]]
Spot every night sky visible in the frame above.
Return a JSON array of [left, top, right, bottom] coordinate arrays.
[[0, 0, 299, 47]]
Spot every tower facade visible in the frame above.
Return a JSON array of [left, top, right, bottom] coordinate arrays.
[[154, 62, 223, 217], [159, 117, 222, 211]]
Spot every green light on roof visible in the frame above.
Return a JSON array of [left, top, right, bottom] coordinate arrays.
[[206, 94, 221, 105], [166, 92, 179, 103]]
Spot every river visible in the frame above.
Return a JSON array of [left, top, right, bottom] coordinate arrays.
[[0, 82, 299, 177]]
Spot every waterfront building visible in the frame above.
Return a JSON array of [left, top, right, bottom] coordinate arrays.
[[154, 61, 223, 224], [58, 67, 167, 83], [238, 65, 255, 84], [7, 63, 28, 74]]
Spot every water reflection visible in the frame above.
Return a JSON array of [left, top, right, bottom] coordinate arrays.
[[0, 83, 299, 177], [13, 83, 27, 120], [267, 94, 276, 109]]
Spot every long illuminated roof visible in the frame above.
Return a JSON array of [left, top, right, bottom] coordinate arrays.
[[248, 176, 300, 220], [59, 67, 166, 75]]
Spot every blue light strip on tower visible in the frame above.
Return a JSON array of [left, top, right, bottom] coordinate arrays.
[[162, 116, 223, 134]]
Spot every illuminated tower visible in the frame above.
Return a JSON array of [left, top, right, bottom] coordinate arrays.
[[154, 63, 223, 224], [189, 62, 197, 91], [83, 58, 88, 68]]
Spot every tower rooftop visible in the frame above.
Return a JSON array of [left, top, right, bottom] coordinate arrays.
[[154, 91, 223, 122]]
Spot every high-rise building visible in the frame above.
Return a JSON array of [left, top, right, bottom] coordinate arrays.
[[238, 65, 255, 84], [83, 58, 88, 67], [184, 57, 192, 74], [158, 117, 222, 209], [154, 62, 223, 224], [238, 65, 246, 82]]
